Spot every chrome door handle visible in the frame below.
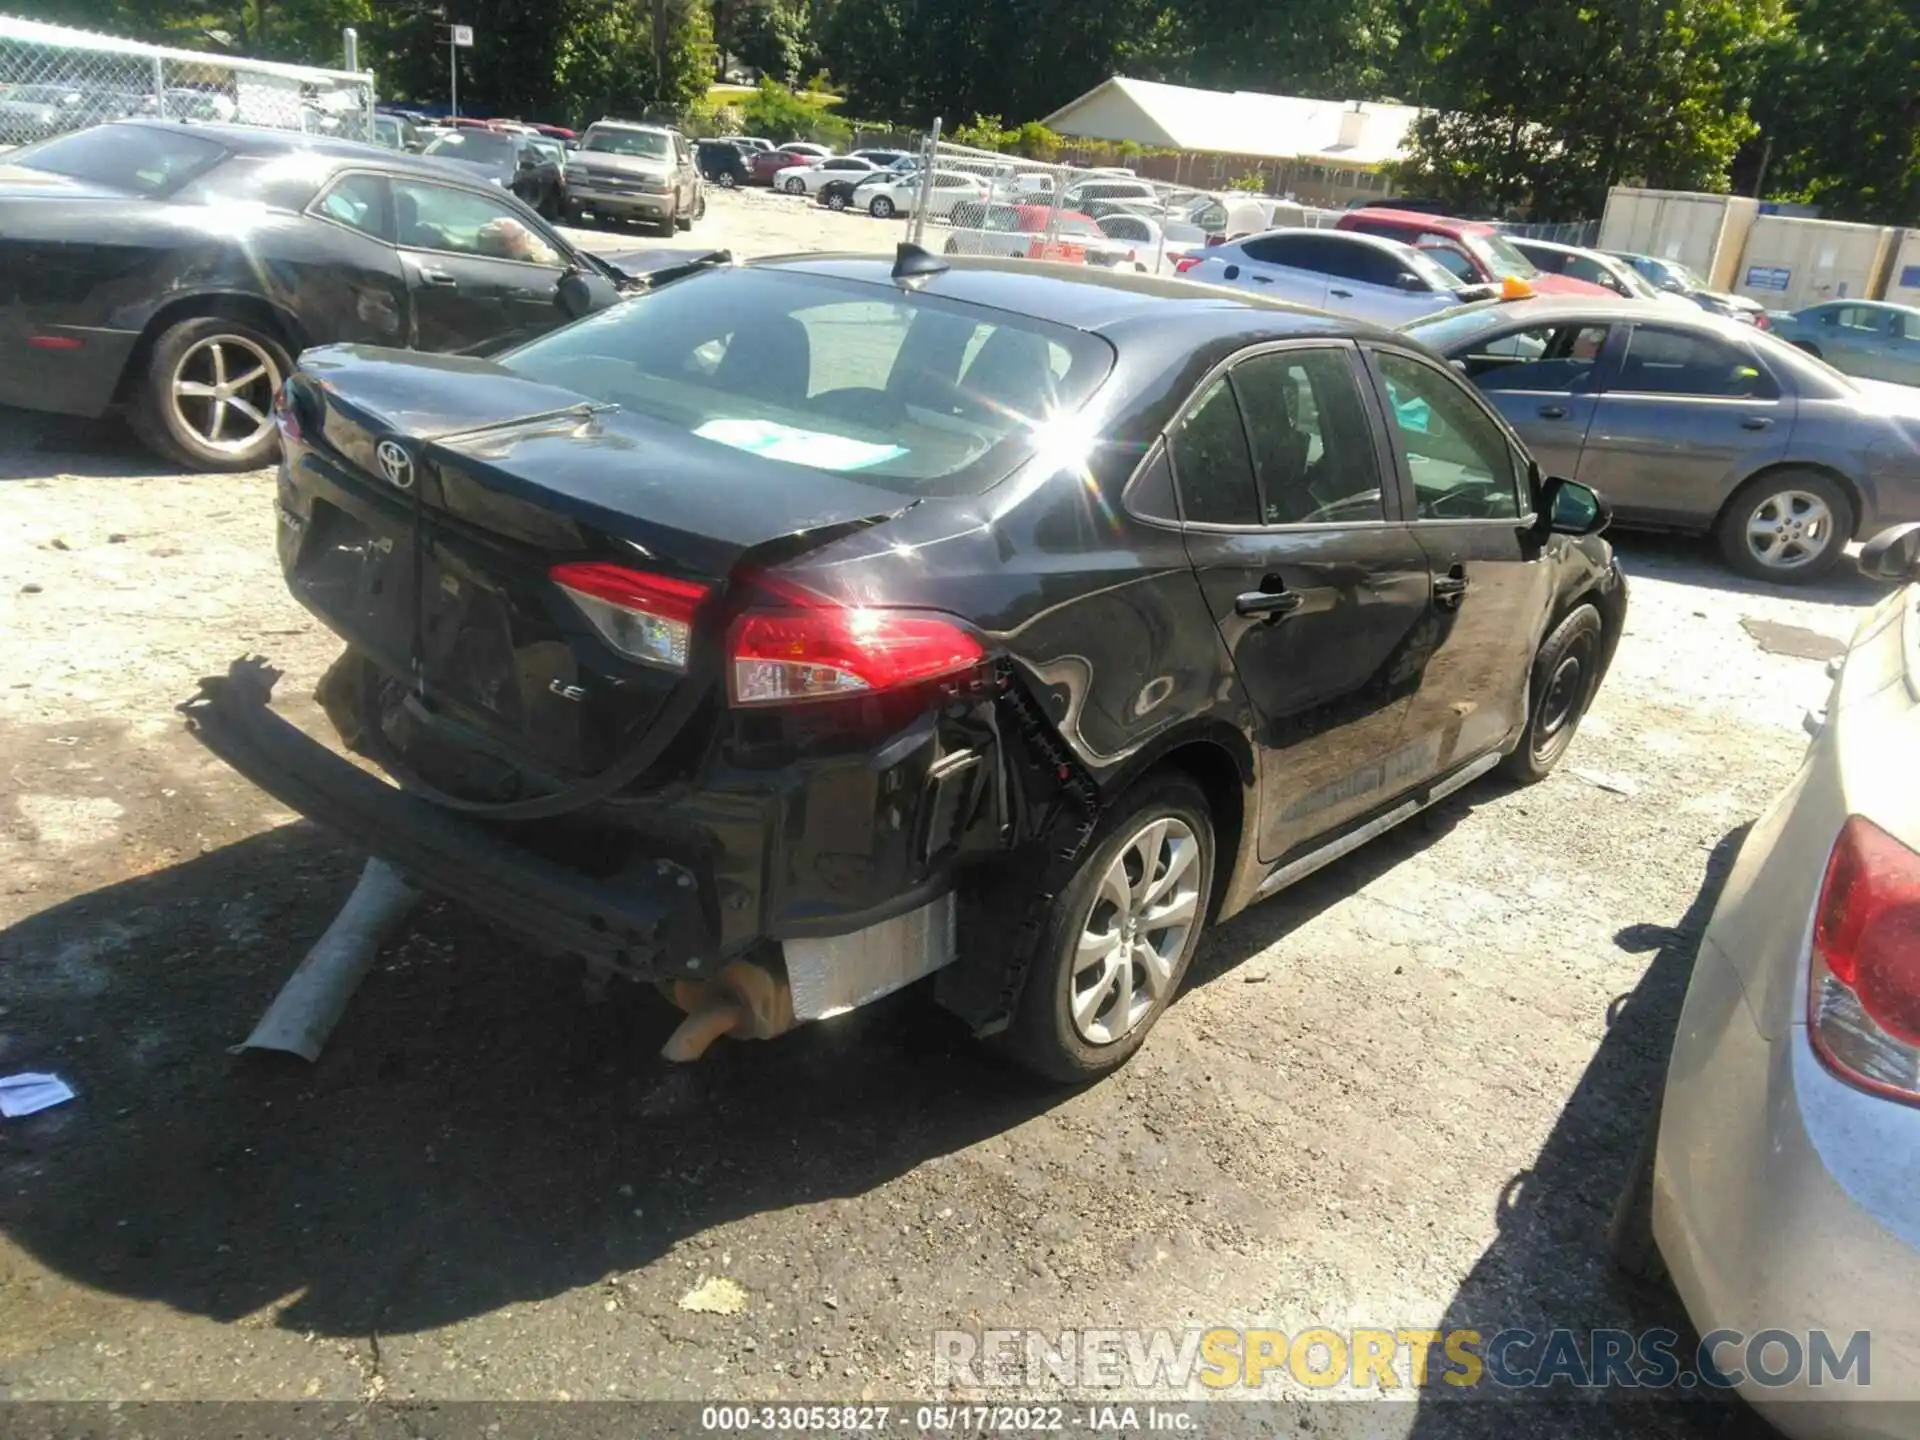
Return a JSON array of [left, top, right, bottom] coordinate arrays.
[[1538, 404, 1568, 419], [1329, 287, 1353, 298], [1740, 416, 1773, 430], [418, 268, 458, 288], [1235, 589, 1303, 619]]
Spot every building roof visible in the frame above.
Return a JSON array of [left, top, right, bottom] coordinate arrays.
[[1041, 76, 1423, 169]]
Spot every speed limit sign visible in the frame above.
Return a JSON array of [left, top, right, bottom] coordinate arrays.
[[451, 24, 474, 46]]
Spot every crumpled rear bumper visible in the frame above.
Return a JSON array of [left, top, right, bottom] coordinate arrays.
[[180, 657, 714, 976]]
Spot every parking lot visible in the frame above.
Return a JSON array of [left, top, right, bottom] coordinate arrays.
[[0, 185, 1896, 1433]]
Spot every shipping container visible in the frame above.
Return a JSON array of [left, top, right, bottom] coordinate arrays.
[[1731, 215, 1894, 311], [1597, 188, 1758, 290]]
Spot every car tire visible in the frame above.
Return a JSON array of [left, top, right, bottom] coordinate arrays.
[[718, 172, 737, 189], [127, 314, 292, 473], [784, 176, 806, 195], [563, 201, 585, 226], [654, 203, 677, 238], [1500, 602, 1603, 784], [1714, 469, 1854, 584], [869, 195, 895, 219], [694, 190, 707, 221], [1608, 1089, 1669, 1286], [995, 772, 1214, 1084], [675, 202, 692, 231], [826, 191, 846, 211]]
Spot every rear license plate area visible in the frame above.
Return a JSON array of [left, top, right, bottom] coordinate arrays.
[[292, 500, 415, 665]]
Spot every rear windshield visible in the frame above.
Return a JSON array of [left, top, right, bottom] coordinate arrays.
[[7, 123, 225, 197], [498, 267, 1115, 496], [1463, 230, 1538, 281], [425, 131, 514, 162], [584, 128, 671, 158]]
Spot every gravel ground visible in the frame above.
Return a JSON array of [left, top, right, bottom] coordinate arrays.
[[0, 188, 1898, 1434]]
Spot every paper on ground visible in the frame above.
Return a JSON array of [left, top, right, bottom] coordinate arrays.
[[0, 1072, 75, 1118]]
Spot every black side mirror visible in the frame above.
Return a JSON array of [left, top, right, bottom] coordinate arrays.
[[1540, 475, 1610, 537], [555, 270, 596, 319], [1859, 523, 1920, 581], [1395, 272, 1425, 291]]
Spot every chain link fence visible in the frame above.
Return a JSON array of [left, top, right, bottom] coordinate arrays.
[[0, 14, 375, 151], [888, 134, 1345, 277]]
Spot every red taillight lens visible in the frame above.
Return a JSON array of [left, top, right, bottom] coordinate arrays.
[[550, 562, 709, 671], [729, 608, 985, 706], [272, 384, 301, 444], [1809, 815, 1920, 1100], [1174, 255, 1202, 274]]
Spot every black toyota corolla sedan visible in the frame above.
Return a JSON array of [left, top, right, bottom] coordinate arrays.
[[0, 120, 683, 472], [185, 252, 1626, 1081]]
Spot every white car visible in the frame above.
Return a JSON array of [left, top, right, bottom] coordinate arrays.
[[1094, 212, 1206, 274], [859, 169, 990, 220], [780, 141, 833, 160], [1614, 524, 1920, 1436], [1061, 178, 1160, 211], [773, 155, 879, 196], [1178, 228, 1489, 325]]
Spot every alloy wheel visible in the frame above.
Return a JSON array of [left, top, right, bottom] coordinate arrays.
[[1746, 489, 1836, 571], [170, 335, 280, 456], [1069, 816, 1202, 1046]]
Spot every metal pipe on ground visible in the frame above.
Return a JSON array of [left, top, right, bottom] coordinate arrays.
[[236, 857, 421, 1062]]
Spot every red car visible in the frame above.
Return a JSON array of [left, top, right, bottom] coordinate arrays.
[[749, 147, 821, 186], [1336, 207, 1613, 297]]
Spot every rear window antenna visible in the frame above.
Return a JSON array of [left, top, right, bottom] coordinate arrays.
[[892, 241, 949, 285]]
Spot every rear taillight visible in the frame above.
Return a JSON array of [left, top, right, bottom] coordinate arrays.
[[272, 384, 301, 444], [1174, 255, 1202, 274], [1808, 815, 1920, 1102], [550, 562, 708, 671], [728, 608, 985, 706], [1752, 313, 1772, 331]]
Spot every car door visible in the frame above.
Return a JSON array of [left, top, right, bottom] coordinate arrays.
[[1885, 309, 1920, 386], [1169, 343, 1434, 861], [1454, 319, 1613, 477], [1365, 345, 1550, 782], [390, 176, 574, 355], [1574, 322, 1794, 527], [1817, 305, 1882, 379], [1320, 236, 1447, 326], [1217, 233, 1332, 307], [300, 170, 412, 347]]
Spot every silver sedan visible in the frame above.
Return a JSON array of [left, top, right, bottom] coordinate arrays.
[[1404, 297, 1920, 583]]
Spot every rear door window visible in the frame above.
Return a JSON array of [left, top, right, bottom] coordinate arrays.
[[1614, 327, 1777, 398], [1231, 348, 1384, 525], [392, 179, 563, 266], [1169, 377, 1259, 525]]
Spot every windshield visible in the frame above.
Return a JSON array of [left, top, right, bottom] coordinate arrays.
[[1463, 231, 1538, 281], [425, 131, 514, 162], [582, 127, 671, 159], [7, 123, 225, 197], [499, 268, 1115, 496]]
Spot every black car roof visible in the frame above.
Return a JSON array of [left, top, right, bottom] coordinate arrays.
[[753, 253, 1405, 342], [113, 118, 393, 164]]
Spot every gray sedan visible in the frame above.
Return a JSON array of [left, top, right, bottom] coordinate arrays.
[[1771, 300, 1920, 387], [1404, 297, 1920, 583]]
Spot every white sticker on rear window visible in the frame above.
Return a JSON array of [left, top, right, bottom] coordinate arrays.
[[694, 418, 906, 471]]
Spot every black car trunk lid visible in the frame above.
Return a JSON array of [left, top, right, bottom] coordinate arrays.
[[287, 346, 908, 800]]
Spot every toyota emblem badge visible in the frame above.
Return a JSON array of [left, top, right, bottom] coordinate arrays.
[[375, 439, 414, 490]]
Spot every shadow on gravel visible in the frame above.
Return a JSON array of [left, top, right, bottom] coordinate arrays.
[[1608, 531, 1891, 608], [0, 826, 1065, 1341], [1400, 824, 1765, 1440], [0, 404, 180, 482]]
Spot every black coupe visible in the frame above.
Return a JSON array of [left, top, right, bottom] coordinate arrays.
[[0, 121, 661, 471], [186, 250, 1625, 1081]]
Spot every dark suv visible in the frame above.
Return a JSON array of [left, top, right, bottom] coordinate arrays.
[[188, 252, 1625, 1081]]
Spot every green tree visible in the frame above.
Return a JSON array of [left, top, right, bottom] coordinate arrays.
[[1740, 0, 1920, 222], [734, 0, 809, 85], [1397, 0, 1777, 217]]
